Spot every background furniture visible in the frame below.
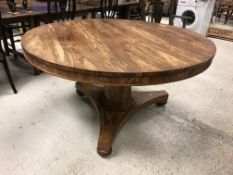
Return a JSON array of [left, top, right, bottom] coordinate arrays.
[[0, 13, 17, 94], [47, 0, 76, 22], [22, 19, 216, 157], [0, 0, 138, 24], [5, 0, 30, 57], [100, 0, 118, 18], [207, 0, 233, 41], [0, 45, 17, 93], [4, 0, 38, 75], [168, 0, 191, 28], [129, 0, 189, 28], [215, 0, 233, 23], [130, 0, 145, 20], [224, 5, 233, 24]]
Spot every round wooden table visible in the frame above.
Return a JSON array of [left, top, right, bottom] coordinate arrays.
[[22, 19, 216, 157]]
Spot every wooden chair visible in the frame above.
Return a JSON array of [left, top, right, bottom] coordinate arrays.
[[224, 5, 233, 24], [216, 0, 233, 22], [100, 0, 118, 18], [47, 0, 77, 22], [0, 13, 17, 94]]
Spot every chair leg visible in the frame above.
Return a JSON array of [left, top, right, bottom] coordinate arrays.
[[2, 59, 17, 94], [224, 15, 229, 24], [7, 28, 17, 58], [183, 19, 187, 28], [2, 32, 10, 56], [21, 22, 27, 34]]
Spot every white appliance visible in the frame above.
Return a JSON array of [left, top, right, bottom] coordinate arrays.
[[174, 0, 216, 35]]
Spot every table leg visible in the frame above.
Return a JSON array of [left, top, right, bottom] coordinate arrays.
[[76, 82, 169, 157]]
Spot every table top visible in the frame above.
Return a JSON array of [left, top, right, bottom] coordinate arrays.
[[22, 19, 216, 86]]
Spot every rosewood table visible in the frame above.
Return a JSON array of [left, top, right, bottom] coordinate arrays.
[[21, 19, 216, 157]]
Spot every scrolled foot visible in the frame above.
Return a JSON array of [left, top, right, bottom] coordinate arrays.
[[97, 126, 115, 157], [97, 146, 112, 157], [156, 101, 167, 106]]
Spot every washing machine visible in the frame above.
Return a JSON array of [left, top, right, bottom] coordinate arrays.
[[174, 0, 216, 35]]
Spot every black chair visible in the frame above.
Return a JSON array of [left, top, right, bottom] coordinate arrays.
[[130, 0, 165, 23], [130, 0, 145, 20], [47, 0, 77, 23], [170, 15, 192, 28], [169, 0, 193, 28], [4, 0, 40, 75], [5, 0, 30, 58], [0, 13, 17, 94], [131, 0, 166, 22], [147, 0, 164, 23], [100, 0, 118, 19], [168, 0, 191, 28]]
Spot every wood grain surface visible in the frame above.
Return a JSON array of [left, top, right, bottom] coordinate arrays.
[[22, 19, 216, 86]]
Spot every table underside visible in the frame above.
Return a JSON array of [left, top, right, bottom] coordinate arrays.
[[76, 82, 168, 157]]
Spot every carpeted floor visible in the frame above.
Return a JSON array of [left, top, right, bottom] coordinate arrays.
[[0, 38, 233, 175]]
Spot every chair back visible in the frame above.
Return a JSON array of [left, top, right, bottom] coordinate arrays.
[[100, 0, 118, 18], [6, 0, 16, 13], [148, 0, 163, 23], [47, 0, 76, 22], [137, 0, 146, 20]]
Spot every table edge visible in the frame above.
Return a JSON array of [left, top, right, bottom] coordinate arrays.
[[23, 48, 214, 86]]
